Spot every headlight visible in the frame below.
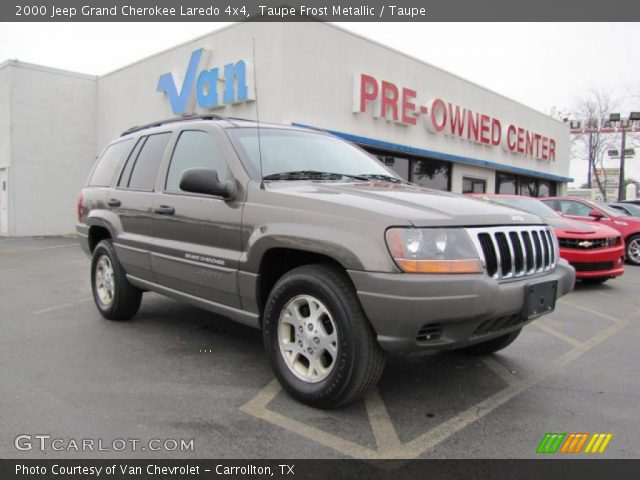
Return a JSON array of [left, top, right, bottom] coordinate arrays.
[[385, 228, 482, 273]]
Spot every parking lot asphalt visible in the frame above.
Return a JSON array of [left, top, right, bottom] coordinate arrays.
[[1, 236, 639, 459]]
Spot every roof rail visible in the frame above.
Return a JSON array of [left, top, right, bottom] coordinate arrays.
[[120, 113, 230, 136]]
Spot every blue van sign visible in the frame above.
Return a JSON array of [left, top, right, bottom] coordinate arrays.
[[157, 48, 254, 115]]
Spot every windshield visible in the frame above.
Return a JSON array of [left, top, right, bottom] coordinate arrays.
[[596, 202, 629, 217], [227, 128, 399, 180], [614, 203, 640, 216], [481, 196, 561, 217]]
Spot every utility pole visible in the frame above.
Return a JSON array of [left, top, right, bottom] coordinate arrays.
[[567, 113, 640, 199], [618, 125, 627, 201], [587, 132, 593, 189]]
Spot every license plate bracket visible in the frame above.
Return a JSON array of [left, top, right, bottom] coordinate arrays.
[[522, 280, 557, 320]]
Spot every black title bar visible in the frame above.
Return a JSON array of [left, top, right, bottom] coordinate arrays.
[[3, 0, 640, 21], [2, 459, 640, 480]]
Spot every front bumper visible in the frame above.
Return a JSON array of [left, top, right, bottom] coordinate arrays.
[[560, 246, 625, 279], [348, 259, 575, 353]]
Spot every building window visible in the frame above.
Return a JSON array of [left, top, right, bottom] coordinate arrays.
[[518, 177, 538, 197], [496, 172, 556, 197], [375, 154, 410, 180], [364, 147, 451, 191], [538, 180, 556, 197], [411, 158, 451, 191], [496, 173, 517, 194], [462, 177, 486, 194]]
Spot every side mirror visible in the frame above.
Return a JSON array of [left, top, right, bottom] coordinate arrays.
[[179, 168, 236, 200], [588, 209, 605, 220]]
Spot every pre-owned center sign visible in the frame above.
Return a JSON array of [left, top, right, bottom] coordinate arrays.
[[353, 73, 556, 162]]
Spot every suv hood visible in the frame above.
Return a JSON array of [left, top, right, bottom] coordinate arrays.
[[263, 181, 545, 227]]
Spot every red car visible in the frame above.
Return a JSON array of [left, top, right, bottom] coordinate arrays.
[[541, 196, 640, 266], [470, 194, 624, 283]]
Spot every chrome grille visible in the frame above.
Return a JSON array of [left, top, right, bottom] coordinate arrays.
[[558, 237, 616, 250], [467, 226, 557, 280]]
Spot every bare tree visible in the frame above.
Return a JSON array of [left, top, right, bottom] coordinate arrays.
[[569, 88, 618, 201]]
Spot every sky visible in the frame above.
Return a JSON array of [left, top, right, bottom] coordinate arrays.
[[1, 22, 639, 185]]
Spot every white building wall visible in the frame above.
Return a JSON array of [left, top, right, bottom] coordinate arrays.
[[278, 23, 570, 182], [0, 65, 11, 235], [0, 22, 573, 237], [0, 66, 10, 169], [96, 22, 286, 153], [95, 21, 569, 182], [9, 62, 96, 236]]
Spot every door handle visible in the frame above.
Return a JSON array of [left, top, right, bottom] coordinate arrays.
[[107, 198, 121, 207], [154, 205, 175, 215]]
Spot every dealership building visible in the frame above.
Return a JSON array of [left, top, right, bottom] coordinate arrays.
[[0, 22, 571, 237]]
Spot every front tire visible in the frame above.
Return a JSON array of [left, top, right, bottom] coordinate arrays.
[[456, 328, 522, 356], [91, 239, 142, 320], [263, 264, 385, 408], [626, 234, 640, 266]]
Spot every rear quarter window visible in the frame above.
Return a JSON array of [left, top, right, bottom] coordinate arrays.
[[88, 139, 135, 187]]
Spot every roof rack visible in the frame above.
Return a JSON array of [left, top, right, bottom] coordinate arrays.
[[120, 113, 231, 136]]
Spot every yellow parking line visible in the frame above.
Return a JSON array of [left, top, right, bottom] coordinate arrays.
[[533, 322, 585, 349], [240, 379, 377, 459], [0, 259, 87, 275], [558, 299, 625, 324], [482, 357, 518, 385], [381, 317, 630, 459], [364, 388, 402, 451], [33, 297, 92, 315], [0, 243, 76, 254]]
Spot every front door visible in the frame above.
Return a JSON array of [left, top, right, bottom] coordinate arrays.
[[150, 128, 243, 308]]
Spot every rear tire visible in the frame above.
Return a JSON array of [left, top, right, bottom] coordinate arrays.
[[91, 239, 142, 320], [456, 328, 522, 356], [262, 264, 385, 408]]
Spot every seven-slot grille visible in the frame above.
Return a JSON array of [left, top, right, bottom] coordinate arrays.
[[466, 226, 557, 280]]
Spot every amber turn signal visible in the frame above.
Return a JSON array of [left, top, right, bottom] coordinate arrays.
[[395, 259, 483, 274]]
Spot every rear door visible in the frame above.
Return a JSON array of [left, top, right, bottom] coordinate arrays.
[[109, 132, 173, 282], [150, 127, 243, 308]]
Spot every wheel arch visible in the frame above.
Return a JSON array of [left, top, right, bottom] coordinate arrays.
[[255, 247, 356, 321]]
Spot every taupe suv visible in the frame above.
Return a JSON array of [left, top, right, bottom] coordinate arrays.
[[77, 115, 575, 408]]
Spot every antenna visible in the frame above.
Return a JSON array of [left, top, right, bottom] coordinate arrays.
[[252, 38, 265, 189]]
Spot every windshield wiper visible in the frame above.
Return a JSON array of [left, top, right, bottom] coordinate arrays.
[[262, 171, 369, 181], [357, 174, 410, 184]]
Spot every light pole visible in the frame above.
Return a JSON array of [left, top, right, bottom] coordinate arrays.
[[608, 148, 635, 200], [610, 112, 640, 201], [564, 118, 594, 188]]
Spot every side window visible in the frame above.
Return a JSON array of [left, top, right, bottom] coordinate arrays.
[[88, 139, 134, 187], [165, 130, 229, 193], [126, 133, 171, 191], [117, 136, 146, 188], [559, 200, 591, 217]]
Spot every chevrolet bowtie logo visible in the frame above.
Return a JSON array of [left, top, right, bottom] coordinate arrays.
[[578, 240, 594, 248]]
